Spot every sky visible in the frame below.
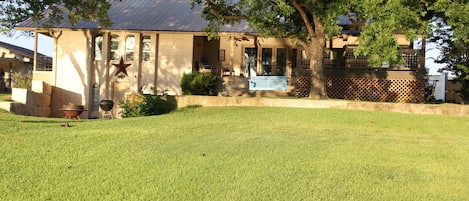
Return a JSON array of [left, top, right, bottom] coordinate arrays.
[[0, 32, 445, 75], [0, 32, 53, 57]]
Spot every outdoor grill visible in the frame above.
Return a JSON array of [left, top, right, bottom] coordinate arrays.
[[99, 99, 114, 119]]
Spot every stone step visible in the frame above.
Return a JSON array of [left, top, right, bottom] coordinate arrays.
[[0, 101, 11, 112]]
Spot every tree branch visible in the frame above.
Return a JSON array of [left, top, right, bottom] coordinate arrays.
[[205, 0, 247, 20], [292, 0, 315, 37]]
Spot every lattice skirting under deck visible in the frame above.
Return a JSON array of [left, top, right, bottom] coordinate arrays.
[[325, 78, 425, 103], [295, 76, 312, 98]]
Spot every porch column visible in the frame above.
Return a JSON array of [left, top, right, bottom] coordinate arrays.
[[33, 31, 38, 71], [419, 38, 426, 72], [50, 30, 63, 86], [101, 32, 110, 99]]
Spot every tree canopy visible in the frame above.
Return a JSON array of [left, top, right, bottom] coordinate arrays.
[[0, 0, 113, 35]]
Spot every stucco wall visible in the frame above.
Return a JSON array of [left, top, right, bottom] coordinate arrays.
[[52, 31, 90, 117], [47, 31, 197, 117], [157, 34, 193, 95], [140, 33, 158, 89]]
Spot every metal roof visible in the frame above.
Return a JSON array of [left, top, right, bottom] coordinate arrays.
[[16, 0, 253, 33]]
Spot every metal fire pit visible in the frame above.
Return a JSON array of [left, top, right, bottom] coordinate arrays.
[[60, 104, 85, 120]]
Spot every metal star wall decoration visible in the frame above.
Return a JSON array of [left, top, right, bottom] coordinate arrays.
[[112, 57, 131, 77]]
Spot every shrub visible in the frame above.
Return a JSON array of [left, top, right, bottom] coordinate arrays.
[[12, 72, 32, 89], [119, 92, 177, 118], [143, 94, 177, 115], [119, 93, 146, 118], [180, 72, 219, 96]]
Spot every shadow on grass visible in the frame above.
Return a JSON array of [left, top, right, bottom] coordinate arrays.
[[20, 119, 65, 124], [20, 119, 78, 128], [174, 104, 203, 113]]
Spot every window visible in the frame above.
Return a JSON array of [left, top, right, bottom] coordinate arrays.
[[291, 49, 297, 76], [261, 48, 272, 75], [261, 48, 288, 76], [36, 57, 52, 71], [94, 35, 103, 61], [300, 50, 309, 68], [276, 48, 286, 76], [141, 35, 151, 62], [110, 35, 120, 61], [244, 48, 257, 77], [245, 47, 295, 77], [125, 35, 135, 61], [323, 50, 335, 68]]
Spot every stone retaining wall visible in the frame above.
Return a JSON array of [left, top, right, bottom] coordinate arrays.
[[175, 96, 469, 117], [8, 80, 52, 117], [2, 93, 468, 117]]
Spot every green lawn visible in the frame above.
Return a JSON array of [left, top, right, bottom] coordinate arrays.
[[0, 91, 11, 101], [0, 107, 468, 200]]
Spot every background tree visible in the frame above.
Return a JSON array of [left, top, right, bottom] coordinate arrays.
[[436, 38, 469, 100], [429, 1, 469, 99], [191, 0, 428, 99]]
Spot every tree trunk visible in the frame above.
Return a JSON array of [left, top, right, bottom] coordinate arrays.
[[307, 19, 327, 99]]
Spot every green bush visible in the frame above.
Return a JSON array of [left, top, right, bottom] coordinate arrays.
[[143, 94, 177, 115], [12, 72, 32, 89], [119, 92, 177, 118], [180, 72, 219, 96]]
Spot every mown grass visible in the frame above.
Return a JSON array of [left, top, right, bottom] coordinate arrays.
[[0, 107, 468, 200], [0, 91, 11, 101]]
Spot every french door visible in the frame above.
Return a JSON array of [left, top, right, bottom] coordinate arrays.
[[244, 47, 288, 77]]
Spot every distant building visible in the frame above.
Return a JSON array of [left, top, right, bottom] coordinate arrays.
[[0, 41, 52, 90]]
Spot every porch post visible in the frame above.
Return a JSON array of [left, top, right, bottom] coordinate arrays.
[[419, 37, 426, 72], [33, 31, 38, 71], [101, 32, 110, 99], [50, 30, 63, 86]]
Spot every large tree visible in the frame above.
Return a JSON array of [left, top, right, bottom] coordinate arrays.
[[191, 0, 429, 98]]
